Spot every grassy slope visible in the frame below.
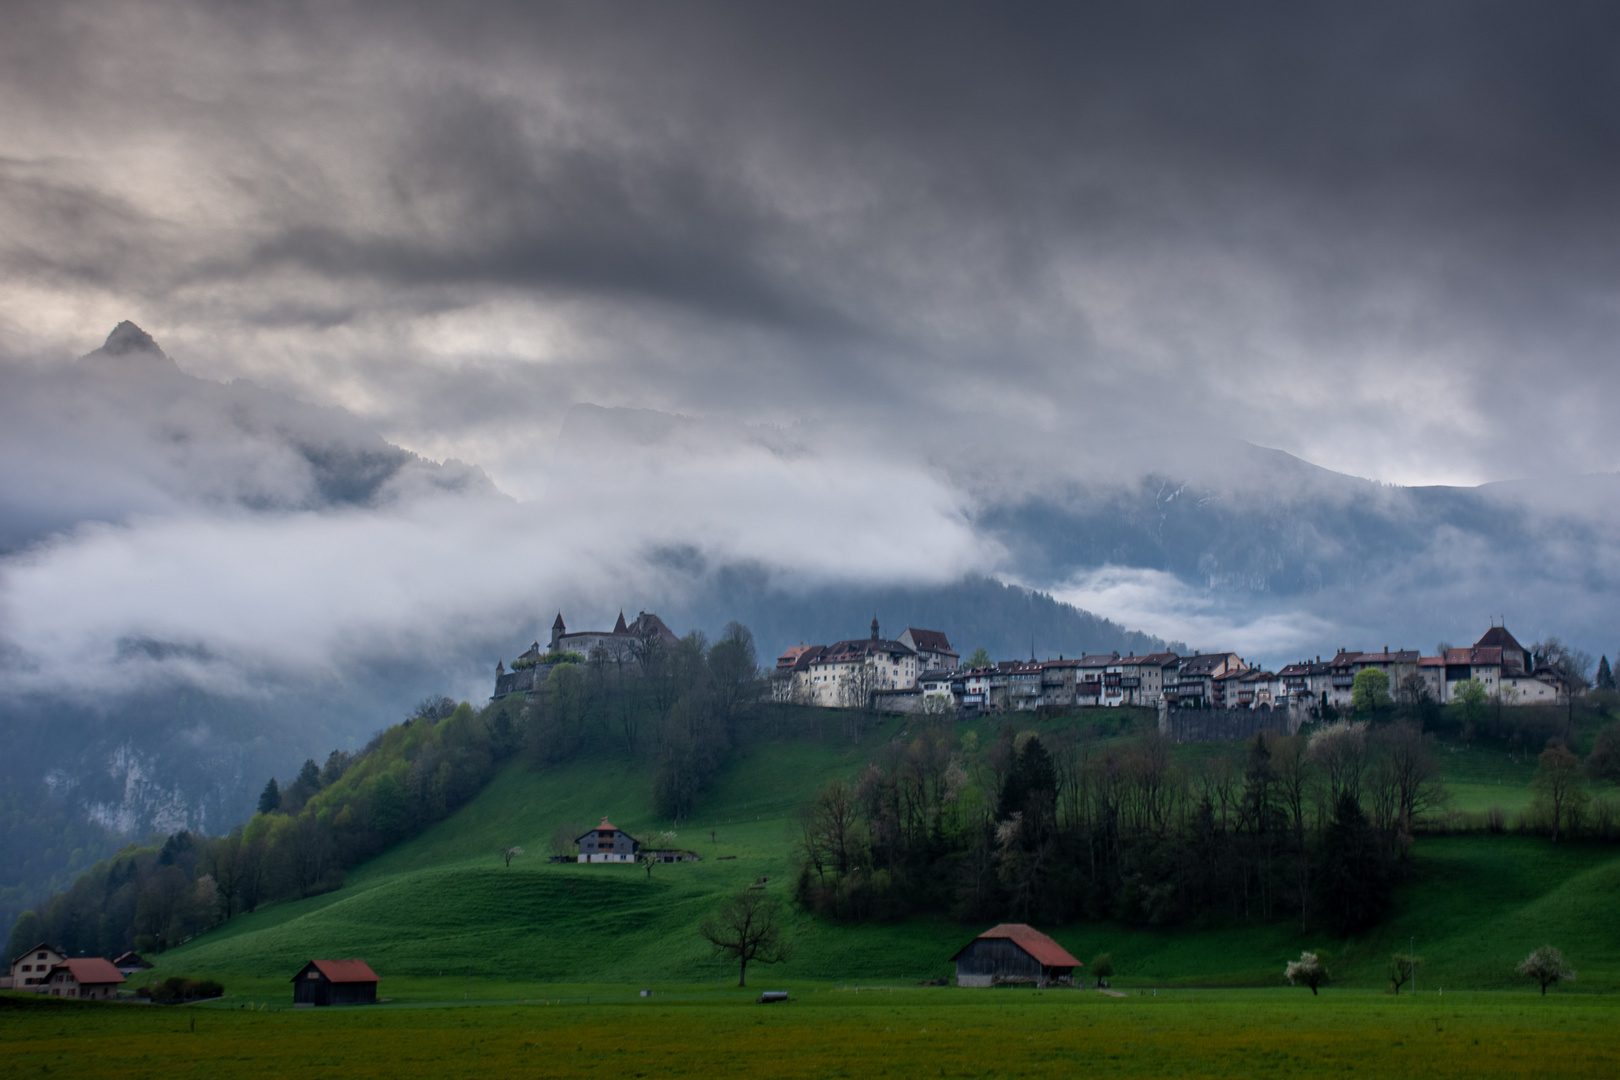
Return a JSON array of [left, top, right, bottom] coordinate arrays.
[[147, 712, 1620, 997]]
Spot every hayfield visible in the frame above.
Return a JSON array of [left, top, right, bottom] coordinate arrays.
[[5, 987, 1618, 1079]]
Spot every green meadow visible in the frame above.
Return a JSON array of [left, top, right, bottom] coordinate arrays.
[[124, 711, 1620, 1000], [5, 987, 1618, 1079], [10, 710, 1620, 1075]]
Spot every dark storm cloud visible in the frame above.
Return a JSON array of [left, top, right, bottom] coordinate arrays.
[[2, 0, 1619, 679], [6, 1, 1620, 472]]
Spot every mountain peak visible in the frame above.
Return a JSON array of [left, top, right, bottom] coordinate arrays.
[[101, 321, 165, 357]]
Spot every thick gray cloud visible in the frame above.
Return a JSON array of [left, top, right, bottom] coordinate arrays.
[[4, 1, 1619, 485], [1, 1, 1618, 685]]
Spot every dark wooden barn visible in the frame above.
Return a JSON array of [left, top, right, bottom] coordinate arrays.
[[951, 924, 1082, 988], [291, 959, 379, 1006]]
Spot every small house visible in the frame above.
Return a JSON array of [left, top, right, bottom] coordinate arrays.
[[113, 951, 152, 977], [292, 959, 379, 1006], [576, 817, 639, 863], [5, 942, 66, 991], [43, 958, 125, 1000], [951, 924, 1081, 988]]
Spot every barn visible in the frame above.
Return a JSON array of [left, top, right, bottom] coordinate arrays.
[[951, 924, 1082, 988], [291, 959, 379, 1006]]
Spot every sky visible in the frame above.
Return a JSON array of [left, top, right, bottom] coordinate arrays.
[[2, 1, 1619, 699]]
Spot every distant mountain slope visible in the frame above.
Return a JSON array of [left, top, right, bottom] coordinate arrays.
[[673, 571, 1183, 662], [0, 322, 498, 553]]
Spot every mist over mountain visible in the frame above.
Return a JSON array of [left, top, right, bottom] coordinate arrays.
[[2, 317, 1617, 934], [0, 323, 497, 554]]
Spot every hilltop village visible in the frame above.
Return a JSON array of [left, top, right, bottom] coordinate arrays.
[[495, 613, 1574, 718]]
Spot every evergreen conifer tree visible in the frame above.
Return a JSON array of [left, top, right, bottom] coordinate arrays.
[[1597, 655, 1615, 692], [256, 777, 280, 815]]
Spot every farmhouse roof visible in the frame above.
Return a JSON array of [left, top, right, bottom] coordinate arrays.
[[951, 924, 1081, 968], [52, 958, 125, 985], [9, 941, 58, 965], [297, 959, 379, 984], [575, 816, 637, 843], [112, 951, 151, 970]]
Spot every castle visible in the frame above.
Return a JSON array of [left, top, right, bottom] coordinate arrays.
[[492, 610, 680, 699]]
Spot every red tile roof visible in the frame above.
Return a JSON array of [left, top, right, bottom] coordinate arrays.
[[305, 959, 379, 984], [954, 923, 1082, 968], [905, 628, 954, 652], [53, 958, 125, 985]]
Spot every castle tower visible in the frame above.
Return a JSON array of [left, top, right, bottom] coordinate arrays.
[[551, 612, 566, 651]]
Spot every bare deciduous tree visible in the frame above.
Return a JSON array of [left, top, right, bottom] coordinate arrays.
[[699, 891, 793, 987], [1531, 745, 1586, 843], [549, 822, 583, 859], [501, 845, 524, 868]]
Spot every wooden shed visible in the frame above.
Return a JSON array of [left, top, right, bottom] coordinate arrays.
[[292, 959, 379, 1006], [950, 924, 1081, 988]]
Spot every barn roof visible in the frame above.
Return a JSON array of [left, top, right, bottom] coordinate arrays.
[[52, 958, 125, 984], [951, 924, 1082, 968], [295, 959, 379, 984]]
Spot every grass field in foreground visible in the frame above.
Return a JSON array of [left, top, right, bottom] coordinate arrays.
[[5, 987, 1618, 1079]]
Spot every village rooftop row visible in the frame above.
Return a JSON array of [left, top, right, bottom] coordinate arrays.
[[493, 612, 1572, 716]]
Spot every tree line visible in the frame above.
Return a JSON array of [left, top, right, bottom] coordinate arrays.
[[6, 621, 762, 964], [795, 716, 1446, 934]]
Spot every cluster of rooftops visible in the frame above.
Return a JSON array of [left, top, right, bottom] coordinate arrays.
[[4, 942, 381, 1005], [491, 607, 1568, 715], [776, 621, 1566, 714]]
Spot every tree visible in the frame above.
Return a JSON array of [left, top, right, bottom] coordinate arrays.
[[709, 622, 760, 726], [1517, 946, 1574, 995], [966, 647, 992, 669], [1395, 672, 1438, 726], [1285, 951, 1330, 995], [1315, 790, 1389, 932], [256, 778, 281, 815], [1451, 678, 1488, 730], [1530, 744, 1586, 843], [1090, 953, 1114, 989], [1388, 953, 1423, 995], [1597, 656, 1616, 692], [1587, 723, 1620, 783], [1351, 668, 1392, 715], [639, 831, 678, 878], [549, 822, 583, 859], [699, 891, 793, 987], [500, 845, 523, 868]]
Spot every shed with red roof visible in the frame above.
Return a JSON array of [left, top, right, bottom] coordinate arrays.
[[950, 924, 1082, 988], [292, 959, 379, 1006]]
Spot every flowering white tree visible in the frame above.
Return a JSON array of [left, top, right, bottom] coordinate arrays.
[[1517, 946, 1574, 995], [1285, 951, 1329, 995]]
